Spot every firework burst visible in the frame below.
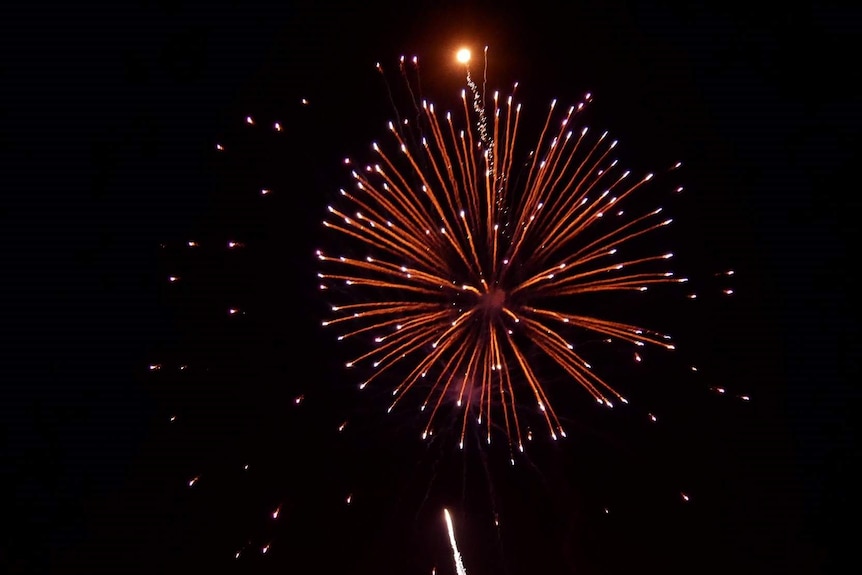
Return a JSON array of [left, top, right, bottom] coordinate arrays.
[[317, 50, 688, 460]]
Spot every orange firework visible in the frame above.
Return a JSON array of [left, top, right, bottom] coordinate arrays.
[[318, 52, 684, 458]]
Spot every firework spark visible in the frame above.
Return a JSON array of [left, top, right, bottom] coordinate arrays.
[[318, 51, 684, 457]]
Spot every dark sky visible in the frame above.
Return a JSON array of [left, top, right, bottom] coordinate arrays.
[[3, 2, 857, 574]]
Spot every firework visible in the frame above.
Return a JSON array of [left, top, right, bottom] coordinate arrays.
[[318, 49, 685, 459]]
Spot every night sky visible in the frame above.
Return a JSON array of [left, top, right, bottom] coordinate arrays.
[[4, 3, 857, 574]]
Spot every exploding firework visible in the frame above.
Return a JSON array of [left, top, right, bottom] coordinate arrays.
[[317, 48, 689, 459], [148, 44, 745, 572]]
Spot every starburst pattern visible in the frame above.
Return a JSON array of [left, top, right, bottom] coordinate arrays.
[[317, 55, 689, 458]]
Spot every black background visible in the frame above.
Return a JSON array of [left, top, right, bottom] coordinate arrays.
[[3, 2, 857, 574]]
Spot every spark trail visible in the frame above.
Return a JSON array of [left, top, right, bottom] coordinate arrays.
[[444, 508, 468, 575]]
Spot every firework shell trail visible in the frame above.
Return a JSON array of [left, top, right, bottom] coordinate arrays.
[[444, 508, 468, 575]]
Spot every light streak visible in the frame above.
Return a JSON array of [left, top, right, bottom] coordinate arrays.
[[443, 508, 468, 575]]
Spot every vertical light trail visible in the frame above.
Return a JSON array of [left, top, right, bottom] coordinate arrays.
[[443, 508, 468, 575]]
